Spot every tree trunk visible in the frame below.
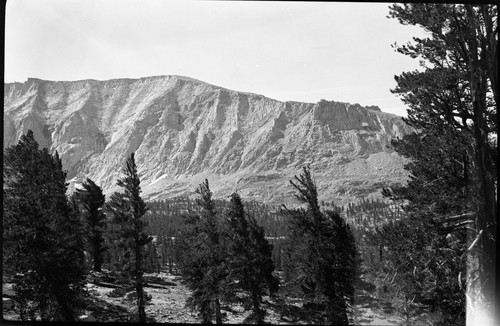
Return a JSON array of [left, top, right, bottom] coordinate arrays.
[[92, 232, 102, 272], [215, 298, 222, 324], [200, 300, 211, 324], [328, 298, 348, 325], [135, 238, 146, 323], [136, 279, 146, 323], [94, 253, 102, 272], [40, 298, 50, 321], [252, 291, 263, 324], [55, 294, 75, 321], [465, 5, 497, 325], [161, 236, 166, 267]]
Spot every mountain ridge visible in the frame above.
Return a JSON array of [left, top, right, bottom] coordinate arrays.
[[4, 75, 412, 206]]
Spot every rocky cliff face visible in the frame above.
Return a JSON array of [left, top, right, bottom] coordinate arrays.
[[4, 76, 412, 206]]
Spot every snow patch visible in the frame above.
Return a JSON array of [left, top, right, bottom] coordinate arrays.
[[148, 174, 171, 186]]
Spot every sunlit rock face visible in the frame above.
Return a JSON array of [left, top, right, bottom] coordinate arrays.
[[4, 75, 413, 206]]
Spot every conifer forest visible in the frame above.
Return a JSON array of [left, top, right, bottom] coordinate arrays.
[[2, 3, 497, 325]]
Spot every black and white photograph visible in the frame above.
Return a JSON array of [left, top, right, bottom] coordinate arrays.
[[3, 0, 497, 325]]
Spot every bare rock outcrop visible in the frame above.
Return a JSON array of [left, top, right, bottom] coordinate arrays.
[[4, 76, 413, 206]]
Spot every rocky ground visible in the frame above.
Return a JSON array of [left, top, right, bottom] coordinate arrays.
[[3, 271, 403, 324]]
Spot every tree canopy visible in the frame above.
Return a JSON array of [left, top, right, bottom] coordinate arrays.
[[177, 179, 227, 324], [283, 166, 358, 324], [387, 3, 497, 324], [105, 153, 152, 323], [3, 130, 87, 321], [75, 178, 107, 272]]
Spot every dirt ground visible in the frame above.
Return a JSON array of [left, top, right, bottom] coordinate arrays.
[[3, 271, 403, 324]]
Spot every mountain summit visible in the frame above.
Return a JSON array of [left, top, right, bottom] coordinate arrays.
[[4, 75, 412, 205]]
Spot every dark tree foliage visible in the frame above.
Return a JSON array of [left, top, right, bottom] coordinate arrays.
[[247, 214, 280, 297], [3, 130, 87, 321], [377, 130, 470, 326], [282, 166, 358, 324], [145, 195, 403, 274], [387, 3, 497, 323], [105, 153, 152, 323], [225, 193, 279, 324], [176, 179, 227, 324], [146, 196, 287, 238], [76, 178, 107, 272], [387, 130, 473, 217], [374, 217, 467, 325], [148, 195, 288, 274]]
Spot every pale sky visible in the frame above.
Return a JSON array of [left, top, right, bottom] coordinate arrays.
[[4, 0, 427, 116]]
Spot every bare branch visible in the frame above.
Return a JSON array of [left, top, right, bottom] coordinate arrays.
[[467, 229, 484, 251]]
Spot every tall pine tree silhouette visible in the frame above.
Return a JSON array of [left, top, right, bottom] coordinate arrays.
[[3, 130, 87, 321], [283, 166, 357, 324], [387, 4, 497, 323], [76, 178, 107, 272], [226, 192, 279, 324], [105, 153, 152, 323], [177, 179, 227, 324]]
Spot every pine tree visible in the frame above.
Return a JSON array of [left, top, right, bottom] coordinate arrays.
[[389, 4, 498, 322], [177, 180, 228, 324], [374, 216, 467, 325], [195, 180, 227, 324], [283, 166, 358, 324], [76, 178, 107, 272], [225, 192, 279, 324], [388, 4, 497, 324], [3, 130, 87, 321], [376, 123, 471, 325], [247, 214, 280, 297], [105, 153, 152, 323]]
